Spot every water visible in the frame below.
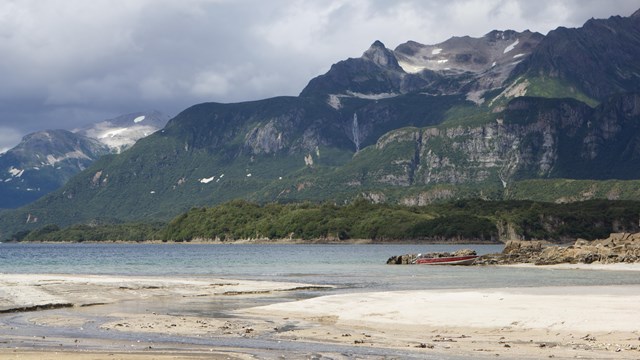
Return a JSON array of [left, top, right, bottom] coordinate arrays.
[[352, 113, 360, 152], [1, 243, 639, 291], [2, 243, 639, 359]]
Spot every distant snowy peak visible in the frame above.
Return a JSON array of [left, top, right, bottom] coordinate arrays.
[[0, 129, 110, 208], [0, 110, 169, 208], [74, 110, 170, 153]]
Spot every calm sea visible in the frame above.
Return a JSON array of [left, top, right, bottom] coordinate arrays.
[[1, 243, 639, 291]]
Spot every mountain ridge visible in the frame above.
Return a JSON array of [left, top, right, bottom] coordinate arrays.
[[1, 8, 640, 237]]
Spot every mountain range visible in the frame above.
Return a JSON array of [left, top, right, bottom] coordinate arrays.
[[0, 111, 169, 209], [1, 9, 639, 237]]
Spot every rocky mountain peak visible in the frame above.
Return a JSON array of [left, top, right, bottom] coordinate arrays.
[[632, 8, 640, 18], [362, 40, 401, 69], [484, 29, 520, 41]]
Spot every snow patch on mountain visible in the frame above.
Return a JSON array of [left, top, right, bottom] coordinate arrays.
[[45, 150, 92, 166], [398, 61, 427, 74], [503, 39, 519, 53], [431, 48, 442, 55], [345, 91, 400, 100], [8, 167, 24, 177], [200, 176, 215, 184], [74, 111, 170, 153], [81, 124, 160, 153]]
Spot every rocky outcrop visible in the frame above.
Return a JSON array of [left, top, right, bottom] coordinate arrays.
[[476, 233, 640, 265], [390, 233, 640, 266], [358, 93, 640, 189]]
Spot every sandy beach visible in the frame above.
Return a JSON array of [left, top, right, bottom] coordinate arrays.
[[244, 285, 640, 359], [1, 273, 639, 359]]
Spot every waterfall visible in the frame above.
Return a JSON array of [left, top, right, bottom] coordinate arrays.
[[352, 113, 360, 152]]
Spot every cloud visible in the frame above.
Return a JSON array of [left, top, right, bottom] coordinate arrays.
[[0, 0, 638, 150], [0, 126, 23, 154]]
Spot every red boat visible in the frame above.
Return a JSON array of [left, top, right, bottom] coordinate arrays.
[[414, 255, 478, 265]]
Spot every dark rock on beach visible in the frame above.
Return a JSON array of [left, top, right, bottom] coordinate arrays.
[[475, 232, 640, 265]]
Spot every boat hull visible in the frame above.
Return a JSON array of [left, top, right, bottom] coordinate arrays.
[[414, 255, 478, 265]]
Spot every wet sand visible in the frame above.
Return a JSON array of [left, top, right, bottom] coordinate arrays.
[[0, 349, 248, 360], [1, 274, 639, 359]]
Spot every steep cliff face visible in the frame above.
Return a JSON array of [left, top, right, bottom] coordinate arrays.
[[348, 94, 640, 190]]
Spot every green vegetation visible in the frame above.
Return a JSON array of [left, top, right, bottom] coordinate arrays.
[[525, 77, 599, 108], [488, 76, 599, 110], [160, 199, 497, 242], [10, 199, 640, 244], [440, 104, 497, 128], [17, 222, 165, 242], [507, 179, 640, 202]]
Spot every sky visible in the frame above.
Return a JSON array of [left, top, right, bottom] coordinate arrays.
[[0, 0, 638, 152]]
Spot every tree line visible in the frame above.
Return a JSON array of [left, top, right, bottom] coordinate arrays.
[[7, 199, 640, 243]]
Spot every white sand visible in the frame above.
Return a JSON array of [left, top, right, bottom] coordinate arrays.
[[248, 285, 640, 332], [242, 285, 640, 359], [508, 262, 640, 271]]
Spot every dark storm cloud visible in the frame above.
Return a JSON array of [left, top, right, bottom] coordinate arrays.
[[0, 0, 638, 152]]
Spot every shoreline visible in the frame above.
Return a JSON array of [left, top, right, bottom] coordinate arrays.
[[505, 262, 640, 271], [1, 273, 639, 359], [1, 238, 503, 245]]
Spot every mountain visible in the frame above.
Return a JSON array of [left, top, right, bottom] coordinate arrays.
[[301, 30, 545, 104], [74, 110, 170, 153], [504, 11, 640, 105], [0, 130, 109, 209], [0, 111, 169, 209], [1, 9, 639, 237]]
